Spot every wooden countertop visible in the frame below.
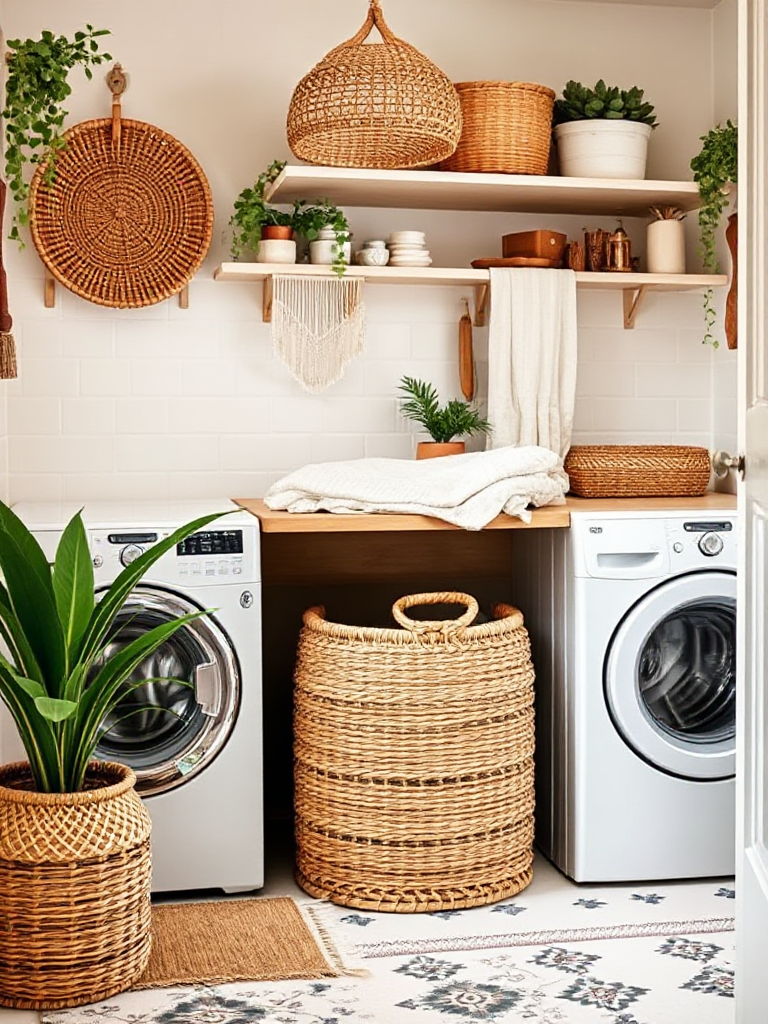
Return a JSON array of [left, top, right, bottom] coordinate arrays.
[[234, 493, 736, 534]]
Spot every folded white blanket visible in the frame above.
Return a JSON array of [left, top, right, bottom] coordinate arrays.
[[264, 445, 566, 531]]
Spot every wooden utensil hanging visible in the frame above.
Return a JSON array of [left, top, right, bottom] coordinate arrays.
[[459, 298, 475, 400], [725, 212, 737, 350]]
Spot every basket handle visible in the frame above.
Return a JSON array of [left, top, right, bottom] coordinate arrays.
[[391, 592, 479, 637], [107, 63, 128, 154], [346, 0, 400, 46]]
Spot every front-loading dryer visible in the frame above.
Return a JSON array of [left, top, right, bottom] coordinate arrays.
[[510, 507, 736, 882], [2, 499, 263, 894]]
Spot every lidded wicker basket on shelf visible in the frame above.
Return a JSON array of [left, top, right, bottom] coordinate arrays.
[[28, 64, 213, 309], [564, 445, 712, 498], [439, 80, 555, 175], [286, 0, 462, 169], [293, 592, 536, 913]]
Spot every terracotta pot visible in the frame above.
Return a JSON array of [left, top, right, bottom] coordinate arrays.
[[416, 441, 466, 459], [0, 760, 152, 1009], [261, 224, 294, 241]]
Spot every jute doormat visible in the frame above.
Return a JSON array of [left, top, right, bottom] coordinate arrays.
[[134, 896, 360, 989]]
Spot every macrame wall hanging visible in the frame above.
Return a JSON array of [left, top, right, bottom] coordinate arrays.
[[271, 275, 366, 393]]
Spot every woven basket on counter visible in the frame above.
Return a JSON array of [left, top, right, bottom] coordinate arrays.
[[28, 65, 213, 309], [293, 592, 536, 913], [0, 761, 151, 1010], [439, 80, 555, 174], [564, 445, 712, 498], [286, 0, 462, 169]]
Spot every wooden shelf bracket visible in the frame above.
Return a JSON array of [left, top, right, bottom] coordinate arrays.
[[473, 282, 489, 327], [42, 269, 190, 308], [262, 276, 274, 323], [623, 285, 649, 329]]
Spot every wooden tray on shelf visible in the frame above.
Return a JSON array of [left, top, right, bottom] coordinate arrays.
[[471, 256, 562, 269]]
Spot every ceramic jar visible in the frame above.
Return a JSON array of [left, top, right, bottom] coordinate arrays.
[[309, 227, 352, 267], [256, 238, 297, 264], [646, 219, 686, 275]]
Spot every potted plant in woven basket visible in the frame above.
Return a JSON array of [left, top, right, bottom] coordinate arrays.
[[553, 79, 658, 179], [398, 375, 491, 458], [2, 25, 113, 243], [0, 500, 227, 1010]]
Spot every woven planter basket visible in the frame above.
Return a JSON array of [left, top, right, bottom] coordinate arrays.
[[565, 445, 712, 498], [0, 761, 152, 1010], [28, 65, 213, 309], [293, 592, 536, 913], [439, 80, 555, 175], [286, 0, 462, 169]]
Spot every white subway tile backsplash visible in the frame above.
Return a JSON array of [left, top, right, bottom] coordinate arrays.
[[115, 321, 174, 359], [17, 320, 63, 358], [61, 320, 115, 358], [636, 363, 710, 398], [677, 400, 712, 435], [9, 474, 63, 502], [62, 399, 115, 436], [21, 360, 79, 397], [363, 323, 412, 360], [63, 473, 170, 502], [80, 359, 132, 396], [322, 398, 396, 434], [131, 359, 185, 397], [169, 398, 271, 434], [592, 399, 677, 433], [180, 359, 236, 396], [220, 435, 311, 472], [585, 327, 677, 365], [12, 435, 114, 475], [8, 398, 61, 435], [364, 434, 414, 459], [115, 435, 220, 472], [310, 435, 366, 463], [576, 362, 635, 398], [115, 399, 170, 435]]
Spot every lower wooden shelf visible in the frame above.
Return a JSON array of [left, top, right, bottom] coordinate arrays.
[[214, 263, 727, 329]]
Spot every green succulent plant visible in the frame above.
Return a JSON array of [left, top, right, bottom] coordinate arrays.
[[0, 500, 230, 793], [398, 376, 491, 444], [690, 120, 738, 347], [554, 79, 657, 127]]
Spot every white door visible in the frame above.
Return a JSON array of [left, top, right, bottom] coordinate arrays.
[[736, 1, 768, 1017]]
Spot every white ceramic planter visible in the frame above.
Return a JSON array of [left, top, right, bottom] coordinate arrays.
[[646, 219, 686, 275], [255, 238, 297, 264], [309, 236, 352, 266], [555, 120, 652, 180]]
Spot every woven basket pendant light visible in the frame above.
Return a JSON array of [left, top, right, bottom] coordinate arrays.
[[28, 64, 213, 309], [286, 0, 462, 169]]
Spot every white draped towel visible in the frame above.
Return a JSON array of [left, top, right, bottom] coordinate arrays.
[[264, 445, 567, 531], [486, 267, 578, 462]]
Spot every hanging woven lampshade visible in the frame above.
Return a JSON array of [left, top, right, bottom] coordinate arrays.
[[286, 0, 462, 170]]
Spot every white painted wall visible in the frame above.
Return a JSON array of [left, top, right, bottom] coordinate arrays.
[[0, 0, 737, 502]]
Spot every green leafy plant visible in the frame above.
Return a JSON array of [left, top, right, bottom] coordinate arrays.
[[690, 120, 738, 347], [3, 25, 113, 243], [554, 79, 657, 127], [0, 501, 230, 793], [293, 201, 351, 277], [398, 376, 491, 443]]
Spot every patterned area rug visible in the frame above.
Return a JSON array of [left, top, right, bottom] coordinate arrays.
[[39, 856, 736, 1024]]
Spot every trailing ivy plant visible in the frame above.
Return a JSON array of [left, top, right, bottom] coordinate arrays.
[[690, 119, 738, 347], [3, 25, 113, 243]]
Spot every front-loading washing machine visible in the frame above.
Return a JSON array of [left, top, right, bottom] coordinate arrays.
[[1, 499, 263, 894], [510, 507, 736, 882]]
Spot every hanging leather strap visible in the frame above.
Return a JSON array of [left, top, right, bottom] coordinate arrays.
[[0, 179, 13, 335]]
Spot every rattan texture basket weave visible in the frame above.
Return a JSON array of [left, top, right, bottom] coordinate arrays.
[[0, 761, 152, 1010], [286, 0, 462, 169], [439, 80, 555, 175], [565, 445, 712, 498], [28, 68, 213, 309], [293, 592, 535, 913]]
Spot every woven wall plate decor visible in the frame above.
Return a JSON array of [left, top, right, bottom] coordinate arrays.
[[28, 65, 213, 309]]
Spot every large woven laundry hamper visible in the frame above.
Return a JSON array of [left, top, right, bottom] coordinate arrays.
[[286, 0, 462, 169], [293, 592, 536, 912]]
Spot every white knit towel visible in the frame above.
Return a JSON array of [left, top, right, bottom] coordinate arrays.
[[486, 267, 578, 461], [264, 445, 567, 531]]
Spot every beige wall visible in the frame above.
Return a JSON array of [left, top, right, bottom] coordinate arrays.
[[0, 0, 737, 502]]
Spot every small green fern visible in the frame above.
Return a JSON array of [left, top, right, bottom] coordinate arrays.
[[398, 376, 490, 444]]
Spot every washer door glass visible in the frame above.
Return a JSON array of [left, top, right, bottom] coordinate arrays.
[[604, 571, 736, 780], [91, 585, 239, 797]]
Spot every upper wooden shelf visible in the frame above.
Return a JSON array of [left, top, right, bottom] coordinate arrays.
[[265, 165, 704, 217]]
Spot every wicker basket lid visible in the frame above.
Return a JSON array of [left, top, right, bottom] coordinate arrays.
[[286, 0, 462, 170], [28, 66, 213, 309]]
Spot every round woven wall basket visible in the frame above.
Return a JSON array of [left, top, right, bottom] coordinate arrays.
[[286, 0, 462, 169], [293, 592, 536, 913], [29, 74, 213, 309], [439, 80, 555, 175], [0, 761, 152, 1010]]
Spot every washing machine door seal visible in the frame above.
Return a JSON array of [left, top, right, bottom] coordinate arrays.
[[604, 570, 736, 781], [92, 584, 240, 797]]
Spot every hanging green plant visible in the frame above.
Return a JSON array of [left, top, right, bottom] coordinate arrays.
[[2, 25, 113, 243], [690, 119, 738, 347]]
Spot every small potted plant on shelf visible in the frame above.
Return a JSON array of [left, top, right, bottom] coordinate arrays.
[[0, 500, 229, 1009], [3, 25, 113, 244], [294, 200, 352, 277], [690, 120, 738, 348], [398, 375, 491, 458], [230, 159, 304, 264], [552, 79, 657, 180]]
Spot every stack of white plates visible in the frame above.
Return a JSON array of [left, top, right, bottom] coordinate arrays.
[[387, 231, 432, 267]]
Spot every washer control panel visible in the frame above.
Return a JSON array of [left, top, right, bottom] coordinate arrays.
[[669, 518, 736, 566]]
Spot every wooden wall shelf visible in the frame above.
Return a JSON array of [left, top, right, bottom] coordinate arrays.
[[214, 263, 727, 330]]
